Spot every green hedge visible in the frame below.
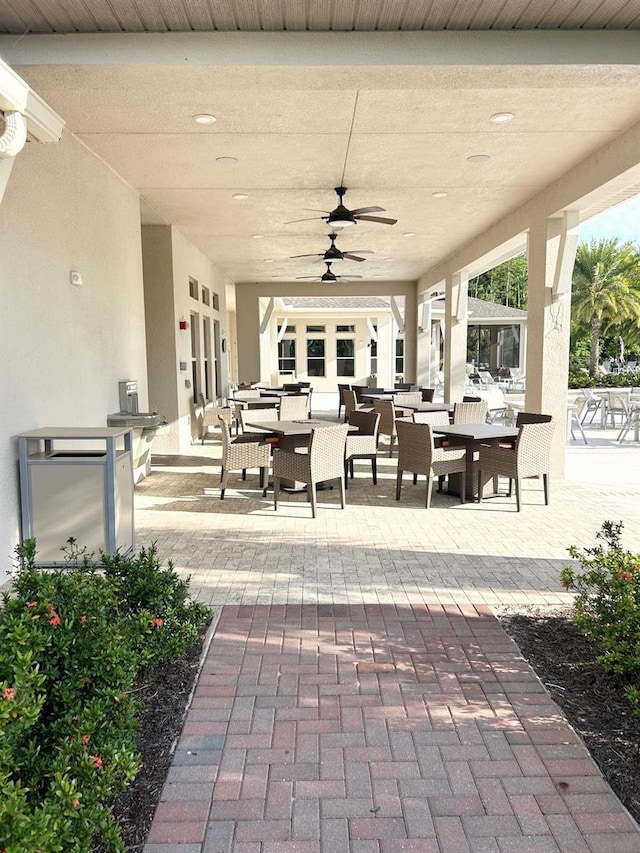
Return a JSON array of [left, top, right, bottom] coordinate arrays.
[[568, 370, 640, 389], [0, 541, 209, 853]]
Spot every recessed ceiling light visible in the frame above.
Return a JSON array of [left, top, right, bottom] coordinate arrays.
[[432, 191, 448, 199], [216, 156, 238, 165], [490, 112, 514, 123], [402, 232, 415, 237], [232, 193, 249, 200], [467, 154, 491, 164], [193, 114, 216, 124], [264, 259, 274, 263], [384, 257, 395, 262], [252, 234, 264, 239]]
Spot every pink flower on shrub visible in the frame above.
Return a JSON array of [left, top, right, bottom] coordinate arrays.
[[49, 613, 61, 626], [89, 754, 103, 769], [151, 618, 164, 628], [618, 571, 633, 581], [80, 615, 87, 623], [26, 601, 38, 608], [81, 734, 90, 745], [72, 799, 80, 808], [2, 688, 16, 701]]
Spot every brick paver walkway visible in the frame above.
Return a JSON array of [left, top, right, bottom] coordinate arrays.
[[141, 429, 639, 852], [144, 604, 639, 852]]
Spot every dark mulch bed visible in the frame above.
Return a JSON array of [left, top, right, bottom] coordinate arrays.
[[500, 607, 640, 826], [106, 608, 639, 851]]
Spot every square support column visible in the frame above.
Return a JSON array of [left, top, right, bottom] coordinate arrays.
[[444, 273, 468, 403], [525, 213, 578, 477]]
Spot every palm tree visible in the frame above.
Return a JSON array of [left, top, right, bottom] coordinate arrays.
[[571, 239, 640, 376]]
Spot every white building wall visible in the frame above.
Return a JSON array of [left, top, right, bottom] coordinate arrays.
[[0, 132, 147, 583]]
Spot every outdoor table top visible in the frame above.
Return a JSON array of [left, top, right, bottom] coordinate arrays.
[[432, 423, 519, 441], [246, 419, 355, 436], [232, 396, 282, 408]]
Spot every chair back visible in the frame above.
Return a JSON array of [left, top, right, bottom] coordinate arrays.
[[393, 391, 422, 407], [478, 371, 495, 385], [348, 408, 380, 437], [279, 394, 309, 420], [219, 416, 233, 462], [607, 389, 630, 413], [343, 388, 360, 419], [453, 401, 488, 424], [338, 383, 351, 402], [352, 385, 369, 403], [413, 410, 449, 426], [235, 389, 261, 400], [373, 400, 396, 437], [395, 419, 434, 475], [515, 412, 552, 427], [581, 388, 597, 401], [394, 383, 414, 390], [515, 421, 555, 477], [462, 395, 482, 402], [420, 388, 435, 402], [308, 423, 349, 481], [240, 407, 278, 432]]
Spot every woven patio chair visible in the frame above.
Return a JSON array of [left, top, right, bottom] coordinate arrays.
[[420, 388, 435, 402], [453, 400, 488, 424], [344, 409, 380, 488], [200, 404, 234, 444], [337, 383, 351, 420], [218, 418, 270, 500], [273, 423, 349, 518], [240, 407, 279, 433], [373, 399, 408, 457], [395, 419, 467, 508], [343, 388, 373, 421], [279, 393, 309, 420], [477, 420, 555, 511], [393, 391, 422, 408]]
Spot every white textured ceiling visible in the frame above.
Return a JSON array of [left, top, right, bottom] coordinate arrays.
[[1, 7, 639, 285]]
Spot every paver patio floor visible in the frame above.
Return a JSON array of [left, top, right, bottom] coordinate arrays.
[[140, 424, 639, 852]]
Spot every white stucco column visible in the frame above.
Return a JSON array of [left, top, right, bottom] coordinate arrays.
[[417, 294, 433, 388], [376, 314, 394, 388], [444, 273, 468, 403], [525, 212, 578, 476]]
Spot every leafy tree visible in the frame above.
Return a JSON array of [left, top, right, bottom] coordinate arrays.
[[571, 239, 640, 376], [469, 254, 528, 309]]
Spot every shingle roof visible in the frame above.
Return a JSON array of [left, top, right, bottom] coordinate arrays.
[[432, 297, 526, 319], [280, 296, 394, 310]]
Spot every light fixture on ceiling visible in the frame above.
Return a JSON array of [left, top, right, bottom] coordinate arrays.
[[251, 234, 264, 239], [232, 193, 249, 200], [402, 232, 415, 237], [193, 113, 216, 124], [216, 156, 238, 165], [285, 186, 397, 228], [264, 259, 274, 263], [289, 233, 374, 264], [490, 112, 514, 123], [432, 191, 448, 199], [467, 154, 491, 163]]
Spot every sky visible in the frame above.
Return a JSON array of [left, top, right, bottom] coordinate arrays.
[[578, 195, 640, 245]]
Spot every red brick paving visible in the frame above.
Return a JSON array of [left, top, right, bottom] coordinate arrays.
[[144, 604, 639, 852]]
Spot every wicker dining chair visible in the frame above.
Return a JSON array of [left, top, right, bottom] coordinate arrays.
[[344, 409, 380, 488], [279, 393, 309, 420], [218, 418, 270, 500], [395, 419, 467, 508], [200, 404, 234, 444], [393, 391, 422, 408], [337, 383, 351, 420], [420, 388, 436, 402], [373, 399, 407, 457], [477, 420, 555, 511], [273, 423, 349, 518], [453, 401, 488, 424], [240, 407, 279, 433]]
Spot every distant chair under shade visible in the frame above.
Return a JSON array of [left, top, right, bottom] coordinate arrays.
[[344, 409, 380, 488], [395, 419, 467, 508], [477, 420, 555, 511], [420, 388, 435, 402]]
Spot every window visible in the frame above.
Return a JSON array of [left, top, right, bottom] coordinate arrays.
[[201, 285, 210, 306], [190, 312, 200, 401], [395, 338, 404, 377], [203, 317, 212, 401], [278, 339, 296, 374], [306, 324, 325, 333], [307, 339, 325, 377], [336, 339, 355, 377], [211, 292, 220, 311], [336, 324, 355, 333], [277, 323, 296, 334], [188, 277, 199, 300], [370, 338, 377, 376]]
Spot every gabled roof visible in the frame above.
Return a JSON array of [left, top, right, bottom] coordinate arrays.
[[432, 296, 527, 319]]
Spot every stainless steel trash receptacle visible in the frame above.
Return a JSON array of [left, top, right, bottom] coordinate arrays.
[[18, 427, 135, 566]]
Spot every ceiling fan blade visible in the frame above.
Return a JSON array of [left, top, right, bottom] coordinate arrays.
[[350, 206, 385, 215], [295, 275, 322, 280], [342, 253, 367, 262], [338, 275, 364, 281], [289, 252, 322, 259], [301, 208, 332, 214], [355, 214, 398, 225], [284, 216, 326, 224]]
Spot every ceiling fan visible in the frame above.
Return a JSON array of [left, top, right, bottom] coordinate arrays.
[[286, 186, 397, 227], [290, 233, 373, 264], [296, 261, 363, 283]]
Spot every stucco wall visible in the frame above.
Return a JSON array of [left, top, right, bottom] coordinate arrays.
[[0, 131, 147, 583], [142, 224, 230, 453]]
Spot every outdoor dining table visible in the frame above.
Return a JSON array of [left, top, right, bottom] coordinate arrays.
[[232, 396, 281, 409], [432, 422, 520, 499]]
